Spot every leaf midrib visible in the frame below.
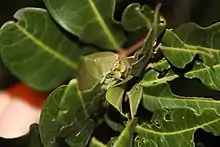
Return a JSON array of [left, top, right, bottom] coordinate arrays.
[[143, 62, 220, 88], [57, 80, 88, 120], [15, 23, 77, 69], [143, 93, 218, 104], [141, 74, 178, 87], [136, 115, 220, 135], [88, 0, 119, 49]]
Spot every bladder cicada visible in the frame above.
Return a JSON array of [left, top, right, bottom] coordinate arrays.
[[77, 52, 130, 91]]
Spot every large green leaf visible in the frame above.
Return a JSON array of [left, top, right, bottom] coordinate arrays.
[[39, 79, 95, 147], [140, 67, 220, 135], [135, 108, 220, 147], [64, 118, 94, 147], [161, 30, 220, 90], [143, 57, 220, 93], [44, 0, 125, 50], [139, 65, 220, 134], [185, 61, 220, 90], [142, 82, 220, 114], [0, 8, 94, 91], [161, 22, 220, 69], [112, 118, 137, 147], [160, 23, 220, 90], [141, 69, 220, 114]]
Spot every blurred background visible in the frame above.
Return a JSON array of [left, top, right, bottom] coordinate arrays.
[[1, 0, 220, 146]]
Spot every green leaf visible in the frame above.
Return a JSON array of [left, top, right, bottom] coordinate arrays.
[[134, 136, 157, 147], [135, 108, 220, 147], [107, 137, 117, 147], [39, 79, 95, 147], [142, 58, 220, 92], [44, 0, 125, 50], [89, 138, 106, 147], [0, 8, 94, 91], [161, 28, 220, 90], [122, 3, 166, 32], [39, 85, 66, 147], [127, 84, 143, 118], [140, 68, 220, 114], [161, 22, 220, 68], [142, 81, 220, 115], [140, 67, 220, 114], [150, 58, 171, 72], [80, 84, 105, 116], [104, 113, 124, 132], [140, 69, 178, 88], [106, 85, 125, 113], [185, 61, 220, 90], [112, 118, 137, 147], [64, 118, 94, 147]]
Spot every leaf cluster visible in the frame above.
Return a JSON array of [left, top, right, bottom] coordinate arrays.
[[1, 0, 220, 147]]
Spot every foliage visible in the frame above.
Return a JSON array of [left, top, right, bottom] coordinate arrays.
[[1, 0, 220, 147]]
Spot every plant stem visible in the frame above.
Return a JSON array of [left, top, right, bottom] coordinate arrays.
[[118, 38, 146, 58]]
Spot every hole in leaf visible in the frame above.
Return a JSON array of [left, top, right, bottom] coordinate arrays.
[[138, 141, 142, 147], [111, 141, 114, 146], [142, 138, 147, 143], [155, 120, 160, 128], [164, 113, 172, 121], [135, 136, 140, 141], [160, 17, 166, 24], [51, 139, 55, 143], [158, 69, 169, 78]]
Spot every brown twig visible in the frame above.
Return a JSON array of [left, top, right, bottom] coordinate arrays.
[[118, 37, 146, 58]]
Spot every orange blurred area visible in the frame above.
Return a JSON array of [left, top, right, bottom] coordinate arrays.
[[6, 83, 47, 108], [0, 83, 48, 138]]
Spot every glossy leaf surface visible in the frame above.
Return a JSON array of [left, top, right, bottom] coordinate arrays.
[[136, 108, 220, 147], [39, 79, 95, 147], [44, 0, 125, 50], [0, 8, 93, 91]]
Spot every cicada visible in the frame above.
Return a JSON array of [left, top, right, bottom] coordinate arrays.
[[77, 52, 130, 91]]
